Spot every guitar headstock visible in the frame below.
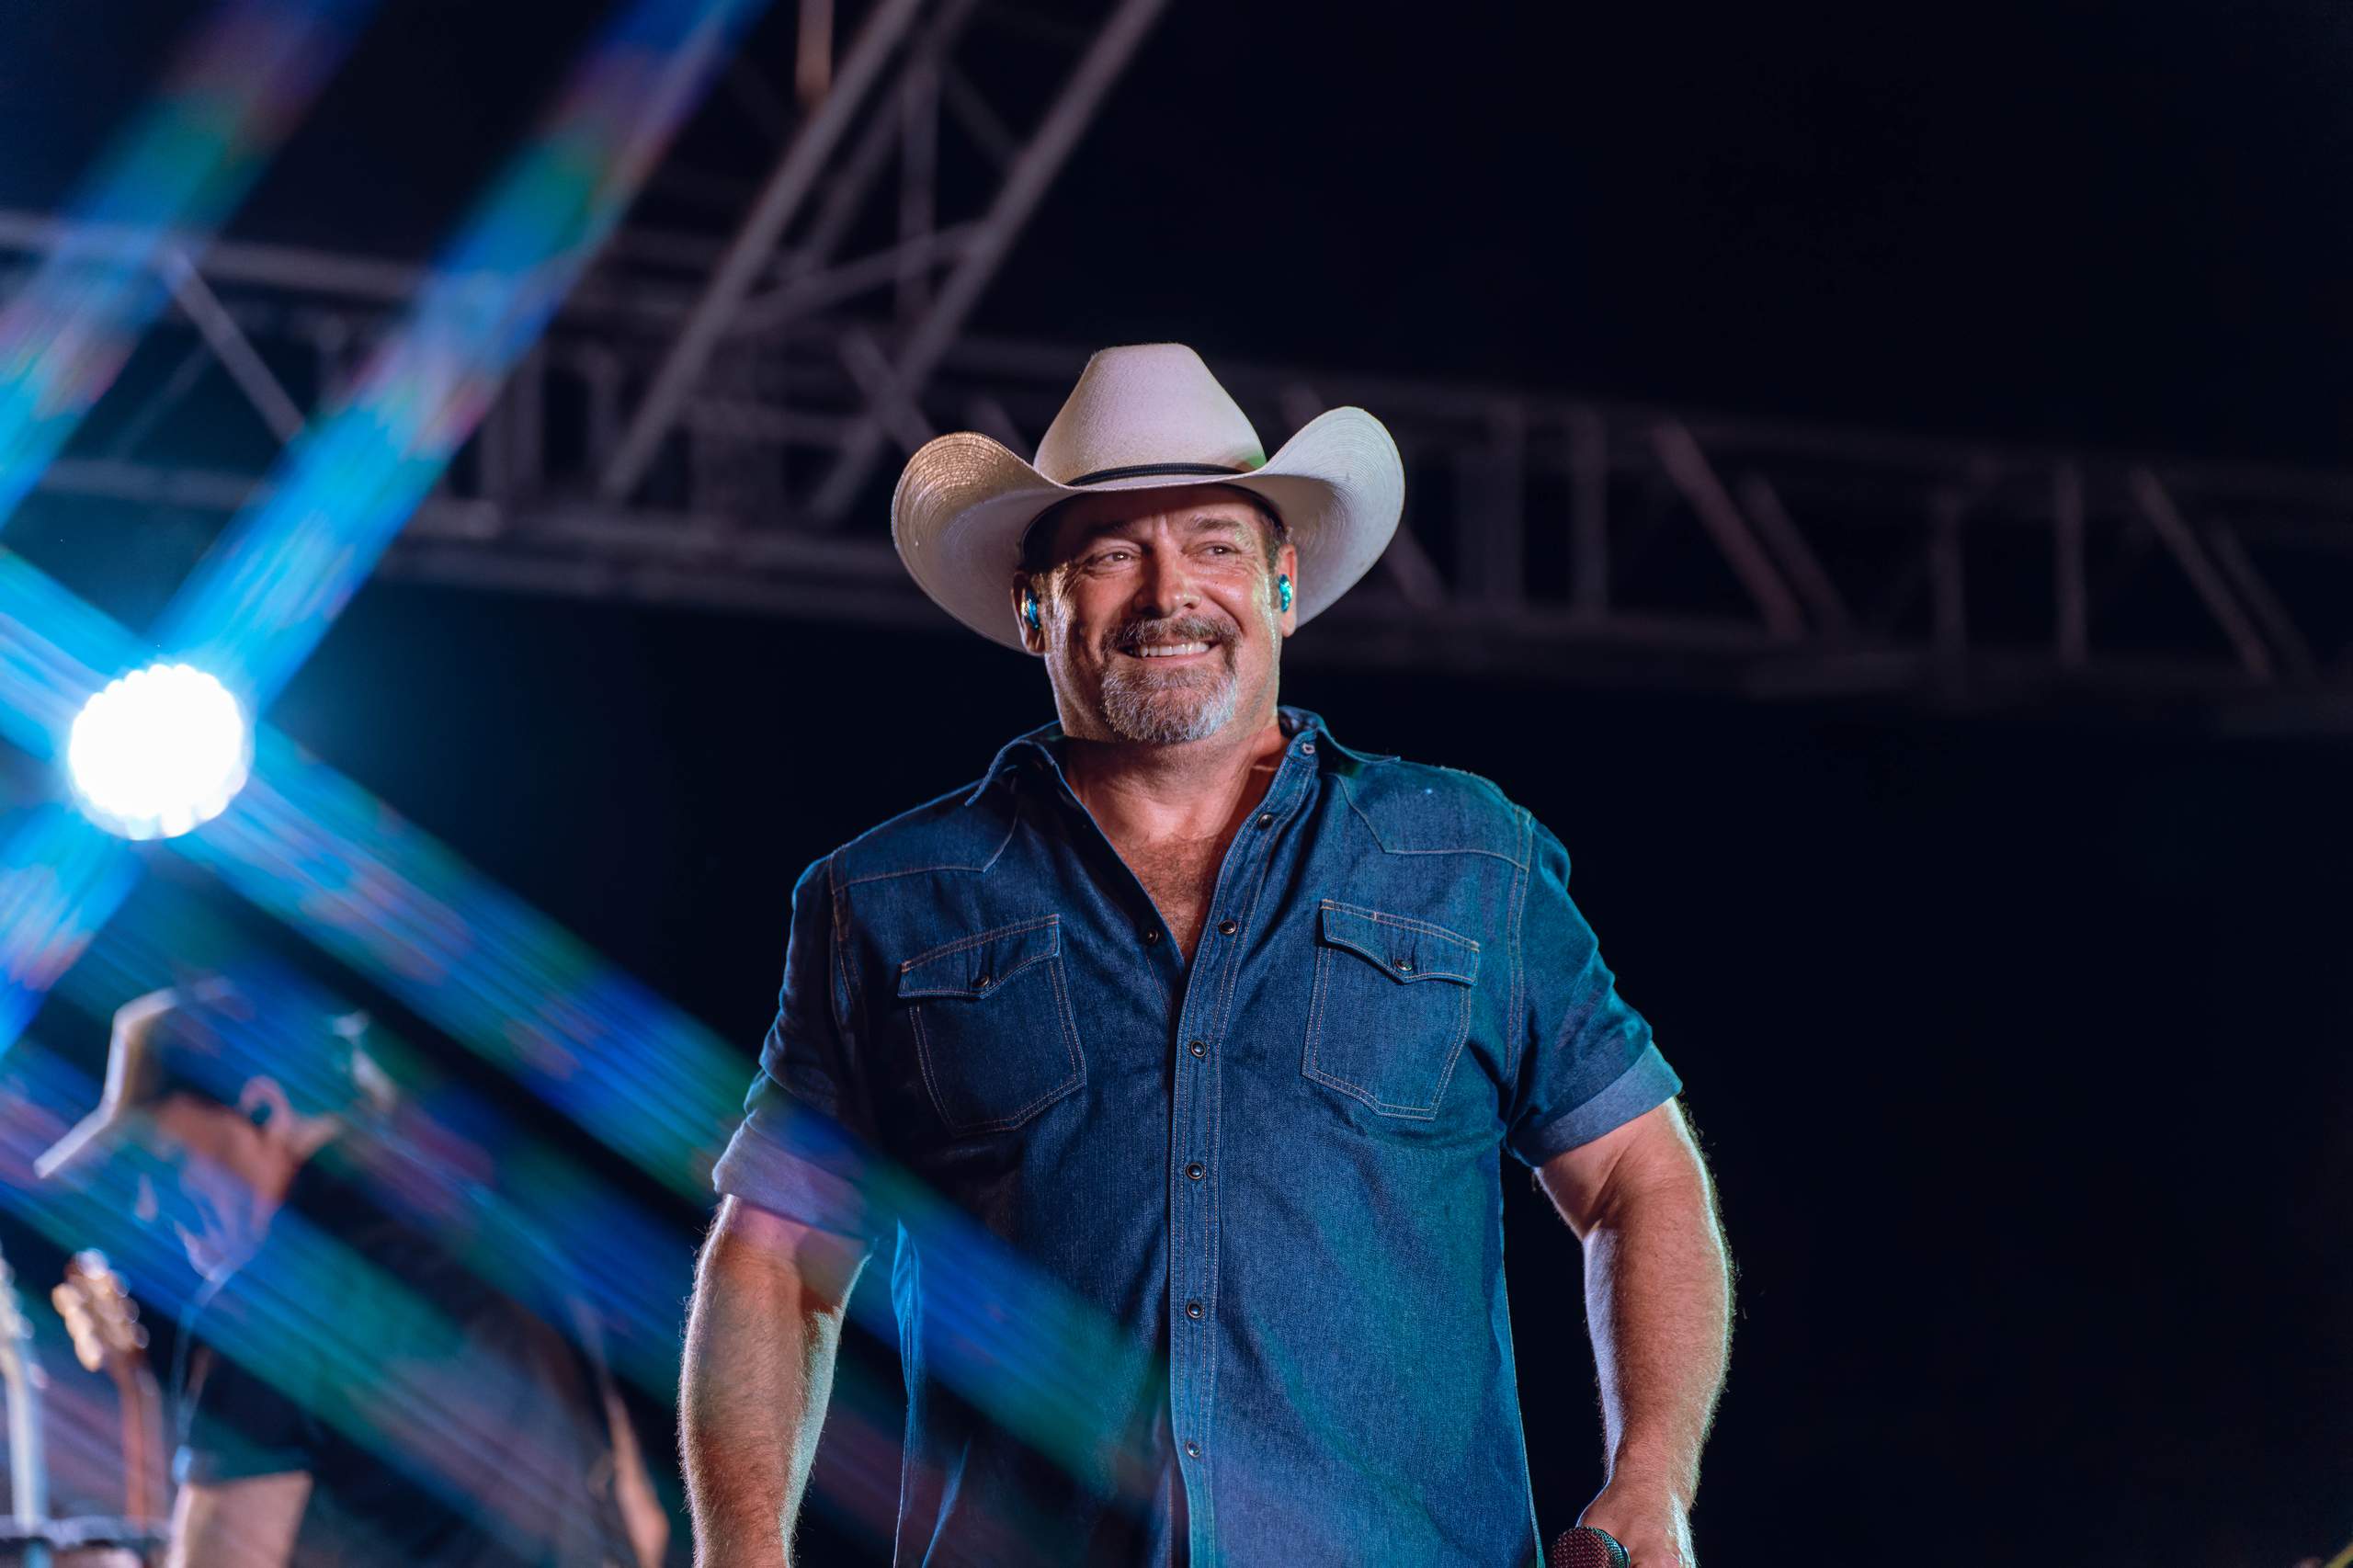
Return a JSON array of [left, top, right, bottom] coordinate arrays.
[[52, 1249, 146, 1379]]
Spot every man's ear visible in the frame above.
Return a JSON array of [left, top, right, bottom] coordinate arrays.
[[236, 1076, 296, 1141], [1011, 575, 1046, 653]]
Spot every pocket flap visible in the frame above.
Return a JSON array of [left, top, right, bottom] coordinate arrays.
[[1315, 903, 1480, 985], [896, 915, 1061, 1000]]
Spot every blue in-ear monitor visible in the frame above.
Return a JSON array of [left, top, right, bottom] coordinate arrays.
[[1278, 574, 1292, 610], [1024, 592, 1040, 631]]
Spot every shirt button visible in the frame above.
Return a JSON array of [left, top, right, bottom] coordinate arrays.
[[1185, 1441, 1200, 1459], [1391, 958, 1413, 973], [1216, 917, 1238, 937], [1188, 1040, 1207, 1058], [1185, 1162, 1205, 1181], [1300, 742, 1315, 756], [1141, 926, 1160, 946], [1185, 1300, 1204, 1320], [1254, 812, 1273, 829], [973, 972, 993, 989]]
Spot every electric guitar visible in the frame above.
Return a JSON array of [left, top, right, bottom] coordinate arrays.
[[0, 1242, 51, 1566], [52, 1251, 163, 1526]]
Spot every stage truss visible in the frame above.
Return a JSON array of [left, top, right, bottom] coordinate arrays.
[[8, 0, 2353, 731]]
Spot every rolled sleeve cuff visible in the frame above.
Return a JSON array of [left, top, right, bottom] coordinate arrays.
[[1511, 1043, 1683, 1167], [710, 1097, 884, 1246]]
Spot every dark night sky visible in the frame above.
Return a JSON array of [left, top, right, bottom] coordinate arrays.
[[6, 2, 2353, 456], [1, 3, 2351, 1563]]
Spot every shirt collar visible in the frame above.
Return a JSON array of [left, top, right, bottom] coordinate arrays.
[[962, 705, 1389, 807]]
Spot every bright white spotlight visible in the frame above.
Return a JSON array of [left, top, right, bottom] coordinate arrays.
[[67, 663, 252, 840]]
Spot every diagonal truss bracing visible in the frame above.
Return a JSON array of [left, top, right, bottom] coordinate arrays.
[[6, 0, 2353, 728]]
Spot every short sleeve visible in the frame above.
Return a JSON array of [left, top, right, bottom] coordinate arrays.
[[1503, 814, 1682, 1168], [710, 855, 888, 1248], [176, 1332, 321, 1484]]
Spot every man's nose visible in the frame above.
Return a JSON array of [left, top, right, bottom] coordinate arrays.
[[1131, 551, 1199, 616]]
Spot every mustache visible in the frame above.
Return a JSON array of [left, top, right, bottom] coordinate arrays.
[[1108, 614, 1231, 653]]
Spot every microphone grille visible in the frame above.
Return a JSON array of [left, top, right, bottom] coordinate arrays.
[[1547, 1527, 1631, 1568]]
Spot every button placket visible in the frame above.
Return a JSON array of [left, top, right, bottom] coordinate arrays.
[[1165, 746, 1313, 1532]]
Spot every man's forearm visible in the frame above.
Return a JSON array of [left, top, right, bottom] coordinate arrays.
[[1581, 1147, 1731, 1505], [681, 1199, 865, 1568]]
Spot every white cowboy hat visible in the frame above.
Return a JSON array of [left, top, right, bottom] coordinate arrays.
[[891, 343, 1404, 652]]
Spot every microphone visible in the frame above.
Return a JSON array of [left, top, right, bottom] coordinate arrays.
[[1548, 1526, 1630, 1568]]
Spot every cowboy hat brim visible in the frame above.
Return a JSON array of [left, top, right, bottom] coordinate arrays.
[[892, 406, 1404, 653]]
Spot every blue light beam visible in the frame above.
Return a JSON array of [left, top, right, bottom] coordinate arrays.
[[0, 0, 375, 533], [156, 0, 767, 709]]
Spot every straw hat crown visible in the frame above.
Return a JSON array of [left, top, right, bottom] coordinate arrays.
[[1030, 344, 1267, 483]]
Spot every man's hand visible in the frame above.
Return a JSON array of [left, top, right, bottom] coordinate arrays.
[[1577, 1474, 1696, 1567]]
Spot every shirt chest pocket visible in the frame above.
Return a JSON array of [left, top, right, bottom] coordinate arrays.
[[1302, 901, 1483, 1119], [896, 914, 1086, 1136]]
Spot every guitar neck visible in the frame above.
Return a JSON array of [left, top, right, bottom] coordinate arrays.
[[107, 1362, 163, 1525], [0, 1252, 48, 1527]]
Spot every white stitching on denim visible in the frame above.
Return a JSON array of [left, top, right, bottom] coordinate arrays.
[[1504, 809, 1532, 1111], [1425, 979, 1477, 1111], [1199, 1003, 1223, 1538], [897, 913, 1059, 971], [839, 798, 1022, 888], [908, 1000, 952, 1130], [895, 946, 1057, 998], [825, 851, 879, 1139], [905, 938, 1083, 1135], [1334, 771, 1530, 869], [1301, 937, 1478, 1118], [1314, 903, 1483, 990], [1302, 938, 1333, 1087], [1046, 951, 1086, 1094], [1317, 898, 1482, 950]]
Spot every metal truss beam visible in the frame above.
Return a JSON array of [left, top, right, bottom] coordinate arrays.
[[596, 0, 1165, 510], [8, 197, 2353, 728]]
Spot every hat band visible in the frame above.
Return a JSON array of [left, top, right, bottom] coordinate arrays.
[[1065, 460, 1253, 487]]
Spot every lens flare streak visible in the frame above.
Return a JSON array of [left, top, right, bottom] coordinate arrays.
[[0, 0, 374, 536], [178, 729, 747, 1197], [0, 806, 142, 1058], [156, 0, 767, 708]]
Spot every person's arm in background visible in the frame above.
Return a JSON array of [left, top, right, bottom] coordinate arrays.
[[1538, 1099, 1731, 1568], [166, 1472, 311, 1568], [679, 1196, 870, 1568]]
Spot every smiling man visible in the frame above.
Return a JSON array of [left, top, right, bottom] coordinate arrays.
[[682, 345, 1732, 1568]]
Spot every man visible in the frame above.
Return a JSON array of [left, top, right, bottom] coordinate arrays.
[[35, 972, 669, 1568], [684, 345, 1731, 1567]]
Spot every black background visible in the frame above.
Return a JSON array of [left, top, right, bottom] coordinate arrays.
[[1, 2, 2350, 1562]]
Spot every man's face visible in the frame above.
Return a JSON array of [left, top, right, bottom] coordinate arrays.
[[1017, 483, 1298, 746]]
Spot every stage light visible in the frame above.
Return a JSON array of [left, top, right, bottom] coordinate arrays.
[[66, 663, 250, 840]]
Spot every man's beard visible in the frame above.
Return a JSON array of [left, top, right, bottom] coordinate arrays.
[[1097, 613, 1244, 744]]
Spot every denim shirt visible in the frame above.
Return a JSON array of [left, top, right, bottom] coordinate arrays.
[[711, 706, 1680, 1568]]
